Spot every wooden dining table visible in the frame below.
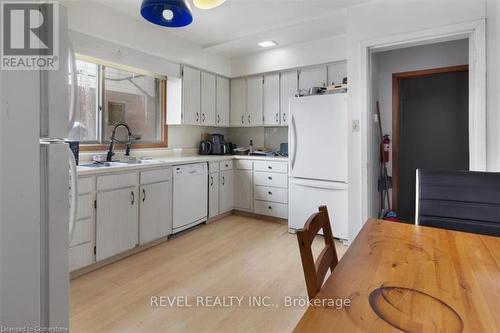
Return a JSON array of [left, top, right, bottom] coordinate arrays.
[[293, 219, 500, 333]]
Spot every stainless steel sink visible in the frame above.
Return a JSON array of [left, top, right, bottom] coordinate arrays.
[[79, 162, 120, 168]]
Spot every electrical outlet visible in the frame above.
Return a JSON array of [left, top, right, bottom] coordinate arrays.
[[352, 119, 360, 132]]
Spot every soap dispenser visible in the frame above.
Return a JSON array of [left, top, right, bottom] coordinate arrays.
[[249, 140, 254, 154]]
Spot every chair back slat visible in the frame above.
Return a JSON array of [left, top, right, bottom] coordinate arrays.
[[296, 206, 339, 300]]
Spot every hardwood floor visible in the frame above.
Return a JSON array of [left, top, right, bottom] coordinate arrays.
[[70, 215, 347, 333]]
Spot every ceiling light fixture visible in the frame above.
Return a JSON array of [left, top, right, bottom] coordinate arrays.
[[193, 0, 226, 9], [258, 41, 278, 48], [140, 0, 193, 27]]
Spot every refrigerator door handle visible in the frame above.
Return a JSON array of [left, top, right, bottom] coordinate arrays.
[[68, 41, 78, 133], [291, 178, 348, 190], [68, 146, 78, 242], [291, 115, 298, 170]]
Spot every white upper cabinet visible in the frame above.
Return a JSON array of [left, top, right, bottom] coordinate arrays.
[[201, 72, 216, 126], [263, 73, 280, 126], [216, 76, 230, 127], [246, 76, 263, 126], [327, 61, 347, 86], [280, 70, 298, 126], [182, 66, 201, 125], [230, 78, 247, 126], [298, 66, 328, 91]]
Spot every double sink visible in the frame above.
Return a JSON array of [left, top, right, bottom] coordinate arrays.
[[80, 159, 159, 168]]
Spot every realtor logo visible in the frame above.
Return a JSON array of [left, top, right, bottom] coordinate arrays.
[[1, 1, 59, 70]]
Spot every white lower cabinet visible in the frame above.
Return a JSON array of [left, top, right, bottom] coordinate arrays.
[[139, 181, 172, 244], [233, 169, 253, 211], [219, 169, 234, 214], [96, 184, 139, 261], [208, 172, 219, 218], [253, 160, 288, 219]]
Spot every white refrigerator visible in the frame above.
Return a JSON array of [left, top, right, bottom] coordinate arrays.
[[0, 4, 77, 329], [288, 93, 349, 241]]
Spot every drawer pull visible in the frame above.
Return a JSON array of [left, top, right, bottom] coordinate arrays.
[[268, 176, 273, 180], [268, 191, 272, 195], [268, 166, 272, 169], [268, 206, 272, 210]]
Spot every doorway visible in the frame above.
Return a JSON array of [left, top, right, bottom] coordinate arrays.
[[392, 66, 469, 222]]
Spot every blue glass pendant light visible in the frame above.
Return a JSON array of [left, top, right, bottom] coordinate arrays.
[[140, 0, 193, 28]]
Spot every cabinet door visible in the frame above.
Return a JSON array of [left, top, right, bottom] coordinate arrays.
[[280, 70, 298, 126], [216, 76, 230, 126], [201, 72, 216, 126], [298, 66, 327, 91], [182, 66, 201, 125], [233, 170, 253, 211], [219, 170, 234, 213], [139, 181, 172, 244], [230, 78, 247, 126], [263, 73, 280, 126], [327, 61, 347, 86], [208, 173, 219, 218], [246, 76, 263, 126], [96, 187, 139, 261]]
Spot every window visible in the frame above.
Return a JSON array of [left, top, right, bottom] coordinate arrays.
[[71, 58, 167, 149]]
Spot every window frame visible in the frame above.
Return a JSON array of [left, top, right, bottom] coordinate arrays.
[[76, 56, 168, 151]]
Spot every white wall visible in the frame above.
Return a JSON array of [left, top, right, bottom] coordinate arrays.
[[231, 35, 347, 77], [168, 126, 227, 149], [226, 127, 288, 150], [63, 1, 231, 77]]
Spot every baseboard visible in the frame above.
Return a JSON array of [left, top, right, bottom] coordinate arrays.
[[232, 209, 288, 225]]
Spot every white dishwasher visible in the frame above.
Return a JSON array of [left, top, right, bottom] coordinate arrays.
[[172, 163, 208, 233]]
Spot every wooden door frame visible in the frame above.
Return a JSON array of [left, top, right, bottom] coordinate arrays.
[[391, 65, 469, 211]]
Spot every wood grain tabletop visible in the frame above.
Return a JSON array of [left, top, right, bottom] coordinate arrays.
[[293, 219, 500, 333]]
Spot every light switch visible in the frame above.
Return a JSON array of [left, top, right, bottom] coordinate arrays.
[[352, 119, 360, 132]]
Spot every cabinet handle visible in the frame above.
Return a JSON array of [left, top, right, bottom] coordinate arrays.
[[248, 114, 251, 123], [217, 114, 220, 123], [283, 113, 286, 123], [202, 113, 205, 122], [131, 191, 135, 205], [241, 115, 244, 124], [142, 188, 146, 202], [276, 113, 279, 123], [268, 176, 273, 180], [268, 191, 272, 195], [268, 166, 272, 170], [196, 112, 199, 122], [210, 176, 214, 186], [222, 176, 225, 186]]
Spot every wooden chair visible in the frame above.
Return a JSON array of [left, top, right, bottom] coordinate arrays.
[[296, 205, 339, 300]]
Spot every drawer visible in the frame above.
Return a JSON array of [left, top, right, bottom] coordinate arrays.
[[77, 193, 93, 220], [254, 200, 288, 219], [234, 159, 253, 170], [70, 218, 94, 247], [219, 160, 233, 171], [141, 167, 172, 185], [97, 172, 137, 191], [76, 177, 94, 195], [254, 186, 288, 204], [254, 161, 288, 173], [69, 242, 94, 271], [254, 171, 288, 188], [208, 162, 219, 173]]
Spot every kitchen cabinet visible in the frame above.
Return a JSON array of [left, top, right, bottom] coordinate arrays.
[[234, 170, 253, 211], [182, 66, 201, 125], [208, 172, 219, 218], [298, 66, 327, 91], [201, 72, 216, 125], [230, 78, 247, 126], [280, 70, 298, 126], [216, 76, 230, 126], [219, 161, 234, 214], [327, 61, 347, 86], [139, 180, 172, 244], [246, 76, 263, 126], [253, 160, 288, 219], [96, 173, 139, 261], [263, 73, 280, 126]]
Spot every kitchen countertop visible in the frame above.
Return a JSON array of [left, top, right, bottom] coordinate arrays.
[[77, 155, 288, 176]]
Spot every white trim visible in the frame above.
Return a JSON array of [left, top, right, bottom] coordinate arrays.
[[360, 19, 487, 223]]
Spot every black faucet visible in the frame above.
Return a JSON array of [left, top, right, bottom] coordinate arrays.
[[106, 122, 133, 162]]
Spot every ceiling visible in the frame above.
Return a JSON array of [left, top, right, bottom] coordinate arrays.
[[98, 0, 364, 58]]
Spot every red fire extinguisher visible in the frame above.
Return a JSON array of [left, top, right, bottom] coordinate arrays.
[[381, 135, 390, 163]]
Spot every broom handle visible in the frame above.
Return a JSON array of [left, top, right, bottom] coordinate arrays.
[[376, 102, 392, 212]]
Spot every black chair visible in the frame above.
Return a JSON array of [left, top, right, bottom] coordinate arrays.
[[415, 169, 500, 236]]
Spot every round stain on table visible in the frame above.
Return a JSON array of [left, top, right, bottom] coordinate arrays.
[[369, 286, 463, 333]]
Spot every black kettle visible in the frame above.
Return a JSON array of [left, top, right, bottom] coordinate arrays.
[[199, 140, 212, 155]]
